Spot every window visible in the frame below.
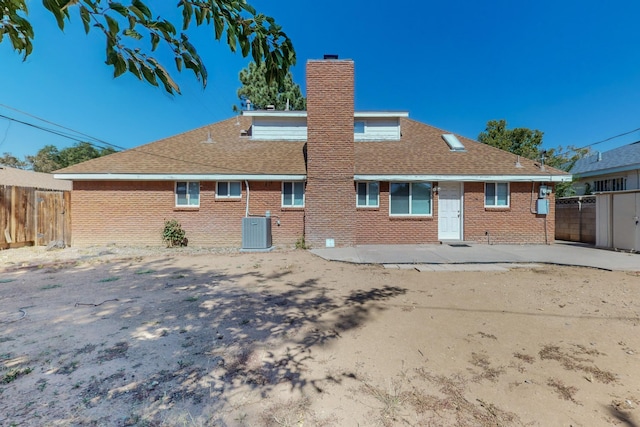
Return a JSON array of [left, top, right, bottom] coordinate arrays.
[[354, 121, 365, 134], [594, 177, 626, 192], [282, 181, 304, 207], [357, 182, 379, 207], [175, 181, 199, 207], [485, 182, 509, 207], [216, 181, 241, 198], [390, 182, 432, 215]]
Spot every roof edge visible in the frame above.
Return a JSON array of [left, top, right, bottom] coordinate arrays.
[[54, 173, 307, 181], [354, 174, 572, 183]]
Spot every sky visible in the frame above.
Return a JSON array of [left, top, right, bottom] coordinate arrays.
[[1, 0, 640, 161]]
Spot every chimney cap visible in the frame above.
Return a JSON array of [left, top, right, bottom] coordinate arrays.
[[323, 54, 339, 60]]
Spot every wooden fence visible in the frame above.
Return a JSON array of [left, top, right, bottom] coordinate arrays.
[[555, 196, 596, 244], [0, 186, 71, 249]]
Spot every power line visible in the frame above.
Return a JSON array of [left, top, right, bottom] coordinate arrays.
[[0, 103, 119, 150], [579, 126, 640, 149], [0, 111, 250, 173]]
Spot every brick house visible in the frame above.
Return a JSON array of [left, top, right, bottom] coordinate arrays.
[[55, 58, 570, 248]]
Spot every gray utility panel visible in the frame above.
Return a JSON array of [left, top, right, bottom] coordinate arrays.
[[242, 217, 272, 249]]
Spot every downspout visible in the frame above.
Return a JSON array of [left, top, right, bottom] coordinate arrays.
[[530, 182, 538, 214], [245, 180, 250, 218]]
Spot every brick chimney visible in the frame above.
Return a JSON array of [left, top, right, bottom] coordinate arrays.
[[304, 57, 356, 247]]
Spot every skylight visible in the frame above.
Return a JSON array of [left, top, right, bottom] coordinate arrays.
[[442, 134, 465, 151]]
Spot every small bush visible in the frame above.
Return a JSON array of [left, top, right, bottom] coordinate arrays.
[[162, 219, 187, 248], [295, 236, 308, 249]]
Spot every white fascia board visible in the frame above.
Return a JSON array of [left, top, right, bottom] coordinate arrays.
[[242, 111, 409, 119], [354, 111, 409, 118], [242, 111, 307, 118], [54, 173, 307, 181], [354, 174, 572, 183]]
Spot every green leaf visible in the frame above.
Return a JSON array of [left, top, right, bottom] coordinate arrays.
[[127, 58, 142, 80], [150, 33, 159, 51], [79, 6, 91, 34], [151, 59, 180, 94], [43, 0, 67, 30], [113, 53, 127, 77], [181, 0, 192, 30], [140, 62, 158, 86], [123, 28, 142, 40], [213, 13, 223, 39], [131, 0, 152, 19], [175, 56, 183, 72], [109, 2, 129, 17], [105, 15, 119, 35]]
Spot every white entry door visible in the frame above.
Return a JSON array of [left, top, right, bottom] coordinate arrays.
[[438, 182, 462, 240]]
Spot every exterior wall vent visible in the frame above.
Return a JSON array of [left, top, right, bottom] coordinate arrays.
[[241, 217, 272, 250], [442, 134, 465, 151]]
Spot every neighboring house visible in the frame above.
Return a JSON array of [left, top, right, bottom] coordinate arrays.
[[1, 166, 72, 247], [55, 58, 570, 248], [570, 142, 640, 195], [566, 142, 640, 251]]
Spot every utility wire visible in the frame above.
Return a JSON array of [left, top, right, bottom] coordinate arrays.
[[0, 103, 118, 149], [0, 113, 103, 147], [579, 126, 640, 149], [0, 111, 253, 173]]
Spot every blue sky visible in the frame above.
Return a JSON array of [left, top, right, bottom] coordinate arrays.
[[1, 0, 640, 161]]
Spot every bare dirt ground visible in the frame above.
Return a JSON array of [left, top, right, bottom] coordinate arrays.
[[1, 245, 639, 426]]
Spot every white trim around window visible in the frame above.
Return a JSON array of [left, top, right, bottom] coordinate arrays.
[[216, 181, 242, 199], [389, 182, 432, 216], [175, 181, 200, 207], [485, 182, 509, 207], [282, 181, 305, 207], [356, 181, 379, 207]]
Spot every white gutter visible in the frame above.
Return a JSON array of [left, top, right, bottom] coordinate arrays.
[[53, 173, 307, 181], [54, 173, 571, 183], [354, 174, 572, 183]]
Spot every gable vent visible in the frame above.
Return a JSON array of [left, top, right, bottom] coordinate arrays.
[[442, 134, 465, 151]]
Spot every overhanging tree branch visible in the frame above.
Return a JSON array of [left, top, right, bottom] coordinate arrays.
[[0, 0, 296, 95]]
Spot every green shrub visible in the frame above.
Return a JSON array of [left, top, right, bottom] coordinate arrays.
[[295, 236, 308, 249], [162, 219, 187, 247]]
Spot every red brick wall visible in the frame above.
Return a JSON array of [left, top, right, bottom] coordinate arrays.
[[71, 181, 304, 247], [354, 181, 555, 245], [463, 182, 556, 244], [305, 59, 356, 248]]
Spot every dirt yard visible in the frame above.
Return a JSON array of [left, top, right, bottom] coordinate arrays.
[[1, 245, 639, 426]]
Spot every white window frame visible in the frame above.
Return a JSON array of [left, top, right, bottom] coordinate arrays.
[[216, 181, 242, 199], [282, 181, 305, 207], [356, 182, 379, 207], [485, 182, 510, 207], [389, 182, 432, 216], [175, 181, 200, 207]]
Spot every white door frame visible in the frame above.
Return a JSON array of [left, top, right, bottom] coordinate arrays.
[[438, 182, 463, 240]]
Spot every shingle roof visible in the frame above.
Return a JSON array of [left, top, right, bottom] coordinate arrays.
[[0, 166, 72, 190], [55, 116, 306, 175], [571, 141, 640, 175], [56, 116, 569, 179]]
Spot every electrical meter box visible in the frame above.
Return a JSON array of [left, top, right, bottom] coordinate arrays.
[[539, 185, 552, 198], [537, 198, 549, 215]]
